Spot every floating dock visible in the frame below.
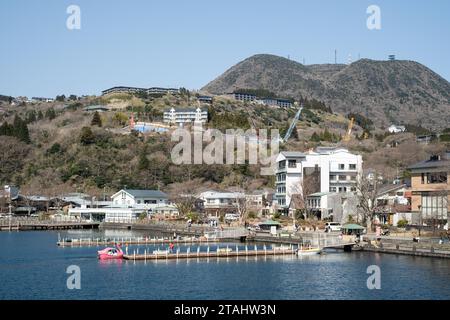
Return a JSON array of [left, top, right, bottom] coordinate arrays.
[[57, 236, 219, 247], [123, 248, 297, 261]]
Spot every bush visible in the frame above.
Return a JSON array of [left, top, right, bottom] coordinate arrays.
[[247, 212, 257, 219], [397, 219, 408, 228]]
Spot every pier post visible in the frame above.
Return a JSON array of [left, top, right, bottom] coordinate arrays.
[[264, 245, 267, 257], [144, 249, 147, 263], [197, 246, 200, 257], [245, 245, 248, 256], [133, 250, 136, 262]]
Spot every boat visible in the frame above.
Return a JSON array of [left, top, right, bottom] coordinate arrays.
[[98, 245, 123, 260], [217, 247, 233, 253], [296, 247, 321, 256]]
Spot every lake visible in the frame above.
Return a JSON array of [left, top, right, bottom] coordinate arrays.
[[1, 230, 450, 300]]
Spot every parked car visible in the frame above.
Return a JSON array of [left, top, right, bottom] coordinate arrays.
[[224, 213, 239, 221], [325, 222, 342, 233]]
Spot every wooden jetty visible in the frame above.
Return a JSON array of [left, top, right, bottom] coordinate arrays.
[[123, 247, 296, 261], [0, 219, 100, 231], [57, 236, 219, 247]]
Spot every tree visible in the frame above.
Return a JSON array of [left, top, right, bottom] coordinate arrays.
[[168, 180, 203, 218], [80, 127, 95, 145], [68, 94, 78, 101], [55, 95, 66, 102], [12, 115, 30, 144], [45, 108, 56, 120], [91, 111, 102, 127], [355, 172, 384, 231], [137, 148, 149, 170]]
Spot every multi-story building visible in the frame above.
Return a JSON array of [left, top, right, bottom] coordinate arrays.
[[232, 92, 257, 102], [275, 147, 363, 214], [408, 154, 450, 225], [163, 107, 208, 125], [102, 86, 179, 96]]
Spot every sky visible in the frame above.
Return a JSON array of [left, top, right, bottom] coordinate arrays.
[[0, 0, 449, 97]]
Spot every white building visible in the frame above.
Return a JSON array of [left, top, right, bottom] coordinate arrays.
[[388, 125, 406, 133], [275, 147, 363, 213], [68, 189, 176, 223], [198, 191, 245, 216], [163, 107, 208, 125]]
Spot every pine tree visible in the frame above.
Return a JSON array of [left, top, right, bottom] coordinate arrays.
[[80, 127, 95, 145], [91, 111, 102, 127], [45, 108, 56, 120], [138, 148, 149, 170]]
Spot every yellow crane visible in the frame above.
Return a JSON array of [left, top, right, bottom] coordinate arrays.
[[342, 117, 354, 142]]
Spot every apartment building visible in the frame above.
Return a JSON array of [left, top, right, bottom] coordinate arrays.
[[102, 86, 179, 96], [275, 147, 363, 213], [163, 107, 208, 125], [408, 154, 450, 224]]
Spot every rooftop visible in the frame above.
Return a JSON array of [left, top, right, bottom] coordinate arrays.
[[408, 155, 450, 170], [119, 189, 168, 199]]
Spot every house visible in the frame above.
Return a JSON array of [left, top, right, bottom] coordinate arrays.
[[198, 191, 245, 217], [198, 95, 213, 104], [275, 147, 363, 215], [111, 189, 168, 207], [31, 97, 54, 103], [245, 190, 275, 216], [163, 107, 208, 125], [408, 154, 449, 226], [68, 189, 174, 222], [373, 184, 411, 225], [387, 125, 406, 134]]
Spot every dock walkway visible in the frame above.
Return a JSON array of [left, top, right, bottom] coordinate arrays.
[[123, 247, 296, 261]]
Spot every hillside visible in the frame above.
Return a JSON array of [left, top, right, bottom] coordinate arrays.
[[202, 54, 450, 129]]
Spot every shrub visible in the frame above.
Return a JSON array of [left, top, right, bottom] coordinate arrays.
[[397, 219, 408, 228]]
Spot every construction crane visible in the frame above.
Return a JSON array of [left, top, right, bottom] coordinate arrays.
[[280, 103, 303, 143], [342, 117, 354, 142]]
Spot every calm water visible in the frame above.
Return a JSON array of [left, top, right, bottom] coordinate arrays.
[[1, 230, 450, 300]]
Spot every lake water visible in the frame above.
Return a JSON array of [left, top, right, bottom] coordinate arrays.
[[1, 230, 450, 300]]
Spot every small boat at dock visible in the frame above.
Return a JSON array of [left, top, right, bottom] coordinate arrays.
[[98, 245, 123, 260], [296, 247, 321, 256]]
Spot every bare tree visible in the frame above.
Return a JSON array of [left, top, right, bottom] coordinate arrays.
[[168, 179, 203, 218], [355, 172, 384, 231], [290, 168, 320, 220]]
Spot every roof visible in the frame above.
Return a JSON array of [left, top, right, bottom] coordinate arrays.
[[280, 151, 306, 158], [342, 224, 365, 230], [259, 219, 281, 226], [165, 107, 207, 113], [118, 189, 168, 199], [376, 184, 407, 197], [199, 191, 245, 199], [308, 192, 333, 197], [408, 157, 450, 170]]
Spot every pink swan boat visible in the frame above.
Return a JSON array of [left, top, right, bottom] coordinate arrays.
[[98, 244, 123, 260]]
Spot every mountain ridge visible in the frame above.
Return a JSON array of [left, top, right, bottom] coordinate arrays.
[[202, 54, 450, 129]]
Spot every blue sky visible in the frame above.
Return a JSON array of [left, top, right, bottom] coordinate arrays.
[[0, 0, 449, 97]]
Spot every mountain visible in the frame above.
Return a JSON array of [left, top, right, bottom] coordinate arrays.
[[202, 54, 450, 130]]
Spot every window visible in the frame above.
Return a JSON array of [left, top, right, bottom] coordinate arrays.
[[137, 200, 141, 204], [339, 164, 345, 170], [288, 160, 297, 168], [330, 175, 337, 181], [349, 164, 356, 170], [350, 175, 356, 181], [278, 160, 286, 169], [426, 172, 447, 184], [339, 175, 347, 181], [144, 200, 157, 204], [330, 187, 337, 192]]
